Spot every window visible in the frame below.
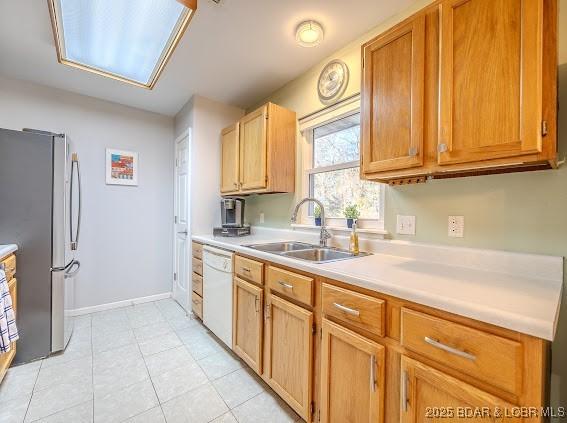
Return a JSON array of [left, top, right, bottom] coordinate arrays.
[[48, 0, 196, 89], [302, 108, 385, 229]]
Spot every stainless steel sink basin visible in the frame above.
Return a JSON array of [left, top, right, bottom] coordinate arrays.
[[246, 241, 316, 253], [281, 247, 369, 263]]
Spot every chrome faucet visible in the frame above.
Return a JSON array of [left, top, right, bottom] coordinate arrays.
[[291, 198, 332, 247]]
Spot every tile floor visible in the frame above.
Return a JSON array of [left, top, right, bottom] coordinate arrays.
[[0, 299, 302, 423]]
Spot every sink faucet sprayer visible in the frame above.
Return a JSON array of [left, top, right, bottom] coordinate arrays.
[[290, 198, 332, 247]]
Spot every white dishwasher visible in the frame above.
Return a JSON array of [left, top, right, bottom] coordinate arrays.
[[202, 245, 233, 349]]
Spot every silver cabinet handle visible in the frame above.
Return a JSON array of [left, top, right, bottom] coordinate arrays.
[[401, 370, 409, 412], [333, 302, 360, 316], [255, 296, 260, 313], [241, 267, 251, 273], [278, 281, 293, 289], [424, 337, 476, 361], [369, 355, 377, 392]]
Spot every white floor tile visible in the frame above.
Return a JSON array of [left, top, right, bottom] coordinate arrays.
[[93, 343, 141, 366], [161, 383, 228, 423], [143, 346, 194, 378], [133, 322, 173, 342], [211, 412, 238, 423], [138, 332, 182, 357], [93, 379, 158, 423], [34, 400, 93, 423], [0, 393, 31, 423], [25, 382, 93, 422], [34, 356, 92, 391], [150, 361, 208, 403], [182, 331, 224, 360], [166, 315, 199, 331], [124, 406, 166, 423], [155, 299, 187, 320], [198, 348, 243, 380], [42, 348, 91, 368], [93, 356, 149, 397], [212, 368, 266, 408], [92, 329, 137, 354], [231, 391, 299, 423], [0, 362, 40, 403]]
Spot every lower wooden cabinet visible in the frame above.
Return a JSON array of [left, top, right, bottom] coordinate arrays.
[[400, 356, 519, 423], [320, 319, 385, 423], [265, 294, 313, 421], [233, 277, 263, 375]]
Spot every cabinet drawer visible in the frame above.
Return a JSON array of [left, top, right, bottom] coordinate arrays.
[[192, 292, 203, 320], [267, 266, 313, 306], [192, 242, 203, 260], [400, 308, 522, 395], [192, 273, 203, 296], [192, 257, 203, 276], [234, 256, 264, 285], [322, 283, 385, 337], [0, 254, 16, 281]]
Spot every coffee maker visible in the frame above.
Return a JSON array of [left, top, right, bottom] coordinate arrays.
[[214, 198, 250, 237]]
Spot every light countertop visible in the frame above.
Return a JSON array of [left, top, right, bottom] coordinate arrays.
[[193, 232, 563, 341], [0, 244, 18, 260]]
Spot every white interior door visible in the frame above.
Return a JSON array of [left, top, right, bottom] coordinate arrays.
[[173, 130, 191, 311]]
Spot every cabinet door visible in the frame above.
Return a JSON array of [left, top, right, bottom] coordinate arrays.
[[361, 16, 425, 174], [233, 277, 263, 375], [265, 295, 313, 421], [438, 0, 543, 165], [239, 106, 268, 191], [401, 356, 521, 423], [320, 319, 384, 423], [220, 123, 240, 194]]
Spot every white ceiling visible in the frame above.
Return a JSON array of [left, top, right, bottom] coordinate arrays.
[[0, 0, 415, 116]]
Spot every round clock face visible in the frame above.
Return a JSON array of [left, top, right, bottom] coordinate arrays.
[[318, 60, 349, 102]]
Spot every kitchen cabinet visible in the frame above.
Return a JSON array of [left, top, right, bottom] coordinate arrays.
[[220, 123, 240, 194], [0, 253, 17, 383], [191, 242, 203, 320], [320, 319, 384, 423], [220, 102, 296, 195], [361, 0, 557, 184], [361, 15, 425, 174], [265, 294, 313, 421], [400, 356, 519, 423], [233, 277, 264, 375]]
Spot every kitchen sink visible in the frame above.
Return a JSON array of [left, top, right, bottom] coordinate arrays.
[[247, 242, 369, 263], [282, 247, 369, 263], [247, 241, 316, 253]]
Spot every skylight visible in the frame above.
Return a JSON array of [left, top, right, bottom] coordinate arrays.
[[48, 0, 197, 89]]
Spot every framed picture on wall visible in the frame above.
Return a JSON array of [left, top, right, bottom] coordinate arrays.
[[105, 148, 139, 186]]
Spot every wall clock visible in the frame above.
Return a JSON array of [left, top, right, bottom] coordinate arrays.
[[317, 59, 349, 103]]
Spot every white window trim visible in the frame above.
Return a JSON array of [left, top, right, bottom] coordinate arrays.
[[296, 95, 386, 233]]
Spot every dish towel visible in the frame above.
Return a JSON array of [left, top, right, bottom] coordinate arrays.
[[0, 269, 18, 353]]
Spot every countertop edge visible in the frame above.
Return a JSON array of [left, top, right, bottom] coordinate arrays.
[[0, 244, 18, 260], [192, 235, 561, 341]]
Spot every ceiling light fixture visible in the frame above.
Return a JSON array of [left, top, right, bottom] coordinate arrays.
[[48, 0, 197, 89], [295, 20, 324, 48]]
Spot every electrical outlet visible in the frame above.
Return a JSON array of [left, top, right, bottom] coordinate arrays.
[[448, 216, 464, 238], [259, 213, 265, 224], [396, 215, 416, 235]]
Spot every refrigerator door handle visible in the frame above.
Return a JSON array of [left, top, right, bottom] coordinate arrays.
[[70, 153, 82, 250]]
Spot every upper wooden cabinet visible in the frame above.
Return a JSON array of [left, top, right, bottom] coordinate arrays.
[[361, 0, 557, 184], [220, 123, 240, 193], [220, 102, 296, 195], [361, 15, 425, 174]]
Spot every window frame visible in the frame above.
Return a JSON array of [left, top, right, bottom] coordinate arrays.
[[298, 96, 385, 231]]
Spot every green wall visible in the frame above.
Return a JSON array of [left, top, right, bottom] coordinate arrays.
[[245, 0, 567, 410]]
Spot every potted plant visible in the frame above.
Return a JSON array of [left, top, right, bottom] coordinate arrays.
[[343, 204, 360, 228], [313, 205, 322, 227]]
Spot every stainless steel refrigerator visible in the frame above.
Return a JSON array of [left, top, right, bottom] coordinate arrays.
[[0, 128, 81, 363]]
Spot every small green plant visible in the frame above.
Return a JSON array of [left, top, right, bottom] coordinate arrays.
[[343, 204, 360, 220], [313, 205, 322, 218]]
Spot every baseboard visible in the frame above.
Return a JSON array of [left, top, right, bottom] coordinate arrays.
[[68, 292, 172, 316]]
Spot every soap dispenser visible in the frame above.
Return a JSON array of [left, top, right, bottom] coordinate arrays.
[[349, 222, 359, 255]]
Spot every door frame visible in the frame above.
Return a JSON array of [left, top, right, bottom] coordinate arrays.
[[172, 128, 192, 311]]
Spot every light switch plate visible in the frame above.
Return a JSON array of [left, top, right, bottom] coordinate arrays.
[[396, 215, 416, 235], [448, 216, 464, 238], [259, 213, 265, 224]]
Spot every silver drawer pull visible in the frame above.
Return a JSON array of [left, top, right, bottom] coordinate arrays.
[[241, 267, 251, 273], [278, 281, 293, 289], [333, 302, 360, 317], [424, 337, 476, 361]]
